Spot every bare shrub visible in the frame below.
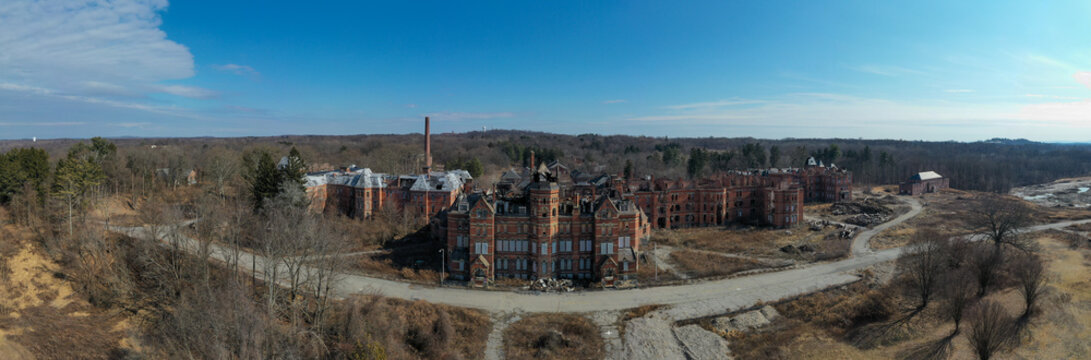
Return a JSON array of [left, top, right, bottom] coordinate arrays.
[[1010, 253, 1047, 318], [966, 300, 1014, 360], [968, 244, 1002, 297], [503, 313, 604, 360], [902, 229, 949, 309], [329, 296, 490, 360], [939, 268, 976, 333]]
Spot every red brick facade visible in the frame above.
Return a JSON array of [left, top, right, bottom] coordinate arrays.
[[446, 167, 648, 286]]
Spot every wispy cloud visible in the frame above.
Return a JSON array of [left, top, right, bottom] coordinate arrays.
[[944, 89, 974, 93], [423, 112, 515, 120], [0, 0, 211, 130], [157, 85, 217, 99], [405, 103, 418, 108], [212, 63, 260, 77], [849, 64, 925, 77], [602, 99, 627, 104], [0, 122, 86, 127], [663, 98, 764, 110], [1075, 71, 1091, 90], [1025, 94, 1080, 100]]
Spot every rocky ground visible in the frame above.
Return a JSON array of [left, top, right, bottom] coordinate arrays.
[[1011, 177, 1091, 208]]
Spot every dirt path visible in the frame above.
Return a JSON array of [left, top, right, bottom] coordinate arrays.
[[483, 312, 520, 360], [851, 196, 922, 256], [105, 196, 1091, 317], [650, 245, 690, 279]]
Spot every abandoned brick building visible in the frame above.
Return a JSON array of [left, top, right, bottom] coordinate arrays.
[[302, 117, 474, 221], [900, 171, 949, 195], [445, 163, 649, 287], [302, 117, 855, 286]]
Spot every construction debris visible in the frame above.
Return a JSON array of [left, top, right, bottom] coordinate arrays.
[[830, 198, 895, 216], [530, 278, 576, 292], [845, 213, 890, 227]]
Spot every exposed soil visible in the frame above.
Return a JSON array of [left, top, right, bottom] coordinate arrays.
[[0, 224, 140, 359]]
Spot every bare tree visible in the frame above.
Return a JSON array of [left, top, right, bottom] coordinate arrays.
[[204, 146, 240, 199], [966, 301, 1014, 360], [968, 243, 1002, 297], [304, 224, 350, 332], [968, 196, 1033, 252], [1010, 253, 1047, 318], [904, 229, 948, 309], [940, 268, 976, 333]]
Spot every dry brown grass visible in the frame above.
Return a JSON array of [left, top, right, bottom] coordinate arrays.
[[330, 295, 492, 360], [669, 250, 764, 278], [503, 313, 604, 360], [651, 225, 840, 259], [635, 258, 680, 284], [622, 304, 665, 321], [1066, 222, 1091, 233], [352, 256, 442, 283], [0, 223, 139, 359], [726, 232, 1091, 360]]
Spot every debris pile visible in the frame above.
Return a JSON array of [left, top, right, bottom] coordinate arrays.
[[530, 278, 576, 292], [711, 305, 781, 334], [830, 199, 895, 216], [845, 213, 889, 227], [779, 244, 815, 254]]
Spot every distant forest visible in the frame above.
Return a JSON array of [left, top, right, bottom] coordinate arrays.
[[3, 132, 1089, 194]]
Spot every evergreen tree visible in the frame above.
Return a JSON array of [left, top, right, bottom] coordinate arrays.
[[52, 144, 105, 236], [465, 158, 484, 178], [687, 148, 708, 179], [243, 150, 284, 211], [281, 147, 307, 188], [624, 159, 634, 179]]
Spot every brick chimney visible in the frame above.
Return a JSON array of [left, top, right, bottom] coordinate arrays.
[[424, 116, 432, 174], [529, 150, 535, 169]]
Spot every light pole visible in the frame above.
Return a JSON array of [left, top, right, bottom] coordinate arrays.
[[654, 242, 658, 282], [439, 248, 445, 285]]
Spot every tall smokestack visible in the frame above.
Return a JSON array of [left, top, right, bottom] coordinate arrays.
[[424, 116, 432, 174], [529, 150, 535, 169]]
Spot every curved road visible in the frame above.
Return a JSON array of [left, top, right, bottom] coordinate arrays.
[[109, 195, 1088, 322]]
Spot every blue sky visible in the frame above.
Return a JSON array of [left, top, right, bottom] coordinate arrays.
[[1, 1, 1090, 141]]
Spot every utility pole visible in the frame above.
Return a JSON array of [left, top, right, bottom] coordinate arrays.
[[654, 242, 658, 282], [439, 248, 445, 286]]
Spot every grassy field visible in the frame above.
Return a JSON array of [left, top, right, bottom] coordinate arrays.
[[650, 225, 845, 260]]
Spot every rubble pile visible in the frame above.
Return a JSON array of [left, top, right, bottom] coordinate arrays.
[[779, 244, 815, 254], [830, 199, 895, 216], [845, 213, 889, 227], [530, 278, 576, 292], [711, 305, 781, 334]]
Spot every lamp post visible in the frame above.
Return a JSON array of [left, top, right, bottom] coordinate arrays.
[[439, 248, 445, 286]]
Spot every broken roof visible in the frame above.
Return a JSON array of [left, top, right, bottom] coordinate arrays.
[[911, 171, 943, 181]]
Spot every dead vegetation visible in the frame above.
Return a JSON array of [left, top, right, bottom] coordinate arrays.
[[503, 313, 604, 360], [724, 229, 1091, 360], [0, 222, 139, 359], [328, 296, 491, 360], [668, 250, 764, 278], [651, 224, 845, 261]]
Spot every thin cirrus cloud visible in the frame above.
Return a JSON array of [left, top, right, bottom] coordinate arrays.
[[422, 112, 516, 121], [0, 0, 213, 125], [1075, 71, 1091, 90], [944, 89, 975, 93], [602, 99, 627, 104], [662, 98, 766, 110], [212, 64, 260, 77]]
